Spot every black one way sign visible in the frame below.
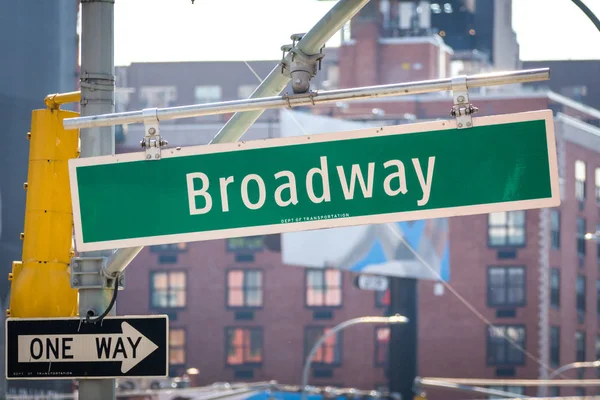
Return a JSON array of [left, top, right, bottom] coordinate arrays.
[[6, 315, 168, 380]]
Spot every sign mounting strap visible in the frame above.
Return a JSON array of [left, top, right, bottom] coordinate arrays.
[[450, 76, 478, 129], [141, 108, 167, 160]]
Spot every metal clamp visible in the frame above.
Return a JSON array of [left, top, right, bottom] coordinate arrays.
[[450, 76, 478, 129], [280, 33, 325, 93], [140, 108, 168, 160], [71, 256, 125, 290]]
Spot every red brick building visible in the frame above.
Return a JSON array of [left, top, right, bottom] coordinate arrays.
[[114, 3, 600, 399]]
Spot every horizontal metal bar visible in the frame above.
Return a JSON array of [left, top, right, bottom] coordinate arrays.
[[420, 377, 600, 386], [45, 91, 81, 109], [63, 68, 550, 130]]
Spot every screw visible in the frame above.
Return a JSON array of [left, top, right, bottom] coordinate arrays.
[[146, 154, 152, 160], [19, 233, 24, 240], [457, 95, 465, 103], [458, 123, 463, 128], [159, 139, 169, 147], [466, 122, 472, 127], [155, 154, 160, 159], [26, 132, 31, 140], [140, 140, 146, 148], [119, 276, 124, 285], [23, 182, 28, 190], [148, 127, 156, 135], [72, 278, 79, 285], [72, 262, 79, 270]]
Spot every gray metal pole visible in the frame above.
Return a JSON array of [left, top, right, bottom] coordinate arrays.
[[78, 0, 116, 399], [211, 0, 370, 144]]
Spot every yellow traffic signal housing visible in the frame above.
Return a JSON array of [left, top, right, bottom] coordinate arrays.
[[8, 106, 80, 318]]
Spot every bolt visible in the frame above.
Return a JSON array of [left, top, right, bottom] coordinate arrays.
[[148, 127, 156, 135], [159, 139, 169, 147], [457, 95, 465, 103], [458, 123, 463, 128], [140, 140, 146, 148], [23, 182, 28, 190], [72, 262, 79, 270], [466, 122, 472, 127], [19, 233, 24, 240], [146, 154, 152, 160], [72, 278, 79, 285], [154, 154, 160, 159], [26, 132, 31, 140], [119, 276, 124, 285]]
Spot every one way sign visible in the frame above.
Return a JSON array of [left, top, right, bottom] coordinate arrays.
[[6, 315, 168, 380]]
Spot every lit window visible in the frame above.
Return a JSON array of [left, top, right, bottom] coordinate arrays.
[[488, 211, 526, 247], [486, 325, 525, 365], [575, 160, 586, 201], [170, 328, 186, 366], [225, 327, 263, 366], [150, 271, 186, 309], [139, 86, 177, 108], [227, 270, 263, 308], [305, 326, 341, 366], [306, 269, 342, 307], [194, 85, 222, 104]]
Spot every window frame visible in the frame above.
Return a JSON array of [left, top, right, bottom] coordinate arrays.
[[374, 326, 390, 367], [224, 326, 264, 368], [550, 209, 560, 249], [149, 270, 187, 310], [486, 324, 526, 366], [225, 268, 264, 310], [486, 266, 526, 308], [550, 268, 561, 309], [304, 268, 343, 309], [550, 326, 560, 367], [169, 327, 187, 367], [304, 325, 343, 367], [487, 211, 527, 248]]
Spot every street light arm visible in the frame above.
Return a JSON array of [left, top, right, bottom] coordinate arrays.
[[548, 360, 600, 380], [301, 315, 409, 400]]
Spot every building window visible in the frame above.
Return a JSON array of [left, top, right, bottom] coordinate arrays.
[[550, 269, 560, 308], [487, 266, 525, 307], [238, 84, 257, 99], [597, 280, 600, 318], [576, 331, 586, 362], [376, 289, 390, 308], [577, 275, 586, 314], [226, 236, 264, 253], [169, 328, 186, 366], [575, 388, 585, 397], [375, 327, 389, 367], [139, 85, 177, 108], [304, 326, 341, 366], [575, 160, 586, 202], [488, 211, 526, 247], [596, 224, 600, 265], [226, 270, 263, 308], [225, 327, 263, 366], [306, 269, 342, 307], [550, 326, 560, 367], [548, 387, 560, 398], [486, 325, 525, 365], [577, 218, 586, 257], [150, 271, 186, 309], [487, 386, 524, 400], [194, 85, 222, 104], [150, 243, 187, 253], [550, 210, 560, 249]]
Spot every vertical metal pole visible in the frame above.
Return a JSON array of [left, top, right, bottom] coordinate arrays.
[[388, 277, 418, 400], [78, 0, 116, 399]]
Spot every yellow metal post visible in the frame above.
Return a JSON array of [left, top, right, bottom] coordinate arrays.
[[7, 97, 81, 318]]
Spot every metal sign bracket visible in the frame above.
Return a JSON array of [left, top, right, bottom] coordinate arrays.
[[141, 108, 168, 160], [450, 76, 478, 129]]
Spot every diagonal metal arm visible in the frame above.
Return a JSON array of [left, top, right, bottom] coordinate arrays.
[[102, 0, 370, 276]]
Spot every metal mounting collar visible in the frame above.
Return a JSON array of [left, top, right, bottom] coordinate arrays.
[[450, 76, 478, 129], [71, 257, 125, 290], [140, 108, 168, 160], [280, 33, 325, 94]]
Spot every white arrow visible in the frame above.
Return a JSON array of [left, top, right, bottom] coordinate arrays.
[[17, 322, 159, 373]]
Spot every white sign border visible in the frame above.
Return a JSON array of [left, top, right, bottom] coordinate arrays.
[[5, 314, 170, 380], [69, 110, 560, 252]]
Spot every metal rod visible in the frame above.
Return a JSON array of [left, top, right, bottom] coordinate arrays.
[[300, 315, 408, 400], [416, 378, 532, 398], [63, 68, 550, 130], [419, 378, 600, 386], [44, 91, 81, 109], [211, 0, 370, 145], [77, 0, 116, 399], [548, 360, 600, 380]]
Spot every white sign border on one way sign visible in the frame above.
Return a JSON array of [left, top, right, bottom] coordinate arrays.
[[68, 110, 560, 252]]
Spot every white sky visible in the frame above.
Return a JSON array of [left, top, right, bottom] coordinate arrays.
[[112, 0, 600, 66]]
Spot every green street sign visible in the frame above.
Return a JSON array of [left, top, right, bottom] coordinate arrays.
[[69, 110, 560, 252]]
